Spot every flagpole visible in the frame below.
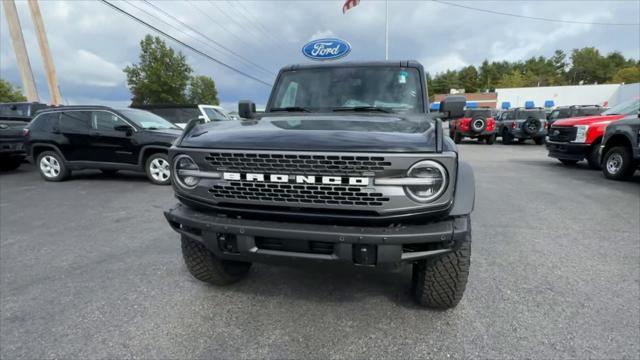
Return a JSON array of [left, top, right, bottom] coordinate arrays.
[[385, 0, 389, 60]]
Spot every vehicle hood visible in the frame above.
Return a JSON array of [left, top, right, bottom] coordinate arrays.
[[179, 114, 436, 152], [145, 128, 183, 137], [552, 114, 625, 127]]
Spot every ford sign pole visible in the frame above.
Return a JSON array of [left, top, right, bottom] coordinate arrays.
[[385, 0, 388, 60]]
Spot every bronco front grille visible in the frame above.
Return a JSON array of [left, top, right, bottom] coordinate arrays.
[[209, 181, 390, 207], [548, 126, 577, 142], [205, 152, 392, 175]]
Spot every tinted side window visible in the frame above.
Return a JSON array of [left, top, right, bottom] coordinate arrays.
[[29, 112, 59, 131], [60, 111, 91, 133], [92, 111, 127, 131]]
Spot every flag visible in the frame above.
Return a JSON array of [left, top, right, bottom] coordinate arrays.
[[342, 0, 360, 13]]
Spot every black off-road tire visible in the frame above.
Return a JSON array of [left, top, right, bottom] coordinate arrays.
[[602, 146, 637, 180], [586, 144, 601, 170], [485, 134, 496, 145], [502, 129, 513, 144], [533, 136, 545, 145], [559, 159, 578, 166], [0, 158, 22, 171], [181, 235, 251, 286], [412, 218, 471, 309], [36, 151, 70, 181]]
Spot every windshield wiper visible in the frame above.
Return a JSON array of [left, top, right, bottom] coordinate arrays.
[[271, 106, 312, 113], [332, 106, 392, 113]]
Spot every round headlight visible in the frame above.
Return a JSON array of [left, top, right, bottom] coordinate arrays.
[[174, 154, 200, 189], [405, 160, 447, 203]]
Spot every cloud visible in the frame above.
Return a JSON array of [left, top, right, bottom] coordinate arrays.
[[0, 0, 638, 106]]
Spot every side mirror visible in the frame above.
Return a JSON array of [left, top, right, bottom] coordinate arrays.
[[438, 96, 466, 120], [114, 124, 133, 135], [238, 100, 256, 119]]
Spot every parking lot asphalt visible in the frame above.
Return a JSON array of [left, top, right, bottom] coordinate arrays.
[[1, 143, 639, 359]]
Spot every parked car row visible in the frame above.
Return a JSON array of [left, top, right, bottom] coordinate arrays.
[[0, 102, 236, 184], [546, 98, 639, 176]]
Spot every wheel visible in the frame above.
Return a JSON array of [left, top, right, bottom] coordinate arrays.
[[412, 217, 471, 309], [502, 129, 513, 144], [586, 145, 601, 170], [145, 153, 171, 185], [100, 169, 118, 176], [37, 151, 69, 181], [602, 146, 636, 180], [453, 132, 462, 144], [533, 136, 545, 145], [0, 158, 22, 171], [181, 235, 251, 285], [559, 159, 578, 166], [485, 134, 496, 145]]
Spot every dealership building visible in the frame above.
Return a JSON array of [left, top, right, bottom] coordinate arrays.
[[433, 82, 640, 109]]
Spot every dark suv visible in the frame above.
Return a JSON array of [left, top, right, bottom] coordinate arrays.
[[25, 106, 182, 184], [164, 61, 475, 309], [496, 107, 548, 144], [449, 108, 497, 144], [0, 102, 50, 171], [600, 114, 640, 180]]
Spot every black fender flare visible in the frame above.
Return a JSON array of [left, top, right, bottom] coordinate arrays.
[[28, 142, 66, 163], [450, 160, 475, 216]]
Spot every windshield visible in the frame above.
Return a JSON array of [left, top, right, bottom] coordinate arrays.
[[602, 99, 639, 116], [270, 67, 423, 113], [0, 104, 30, 117], [202, 107, 231, 121], [119, 109, 179, 129]]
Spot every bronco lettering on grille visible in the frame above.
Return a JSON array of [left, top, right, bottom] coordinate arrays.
[[223, 172, 370, 186]]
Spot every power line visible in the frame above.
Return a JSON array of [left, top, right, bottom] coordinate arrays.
[[433, 0, 640, 26], [141, 0, 275, 76], [100, 0, 272, 87], [206, 0, 273, 49], [126, 0, 269, 77], [225, 0, 280, 44], [187, 0, 256, 51]]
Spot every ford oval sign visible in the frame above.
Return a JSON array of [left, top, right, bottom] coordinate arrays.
[[302, 38, 351, 61]]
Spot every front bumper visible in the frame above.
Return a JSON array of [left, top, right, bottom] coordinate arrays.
[[165, 203, 470, 267], [546, 140, 590, 161], [456, 129, 497, 137]]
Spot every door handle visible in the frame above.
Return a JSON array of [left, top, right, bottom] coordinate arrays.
[[89, 131, 101, 137]]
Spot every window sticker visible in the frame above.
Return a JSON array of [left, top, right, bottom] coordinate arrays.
[[398, 70, 408, 84]]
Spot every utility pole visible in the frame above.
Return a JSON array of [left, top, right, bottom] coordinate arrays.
[[2, 0, 39, 102], [27, 0, 61, 105]]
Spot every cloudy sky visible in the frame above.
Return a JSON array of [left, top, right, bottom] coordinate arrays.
[[1, 0, 639, 110]]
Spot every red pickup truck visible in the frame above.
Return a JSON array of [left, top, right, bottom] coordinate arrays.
[[546, 99, 639, 169]]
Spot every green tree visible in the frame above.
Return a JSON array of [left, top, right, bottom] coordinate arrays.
[[188, 75, 219, 104], [458, 65, 479, 93], [567, 47, 609, 84], [550, 49, 567, 77], [0, 79, 27, 102], [612, 66, 640, 84], [124, 35, 192, 105], [496, 69, 531, 88]]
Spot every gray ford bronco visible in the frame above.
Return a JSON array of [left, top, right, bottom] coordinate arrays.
[[497, 107, 548, 145], [164, 61, 475, 309]]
